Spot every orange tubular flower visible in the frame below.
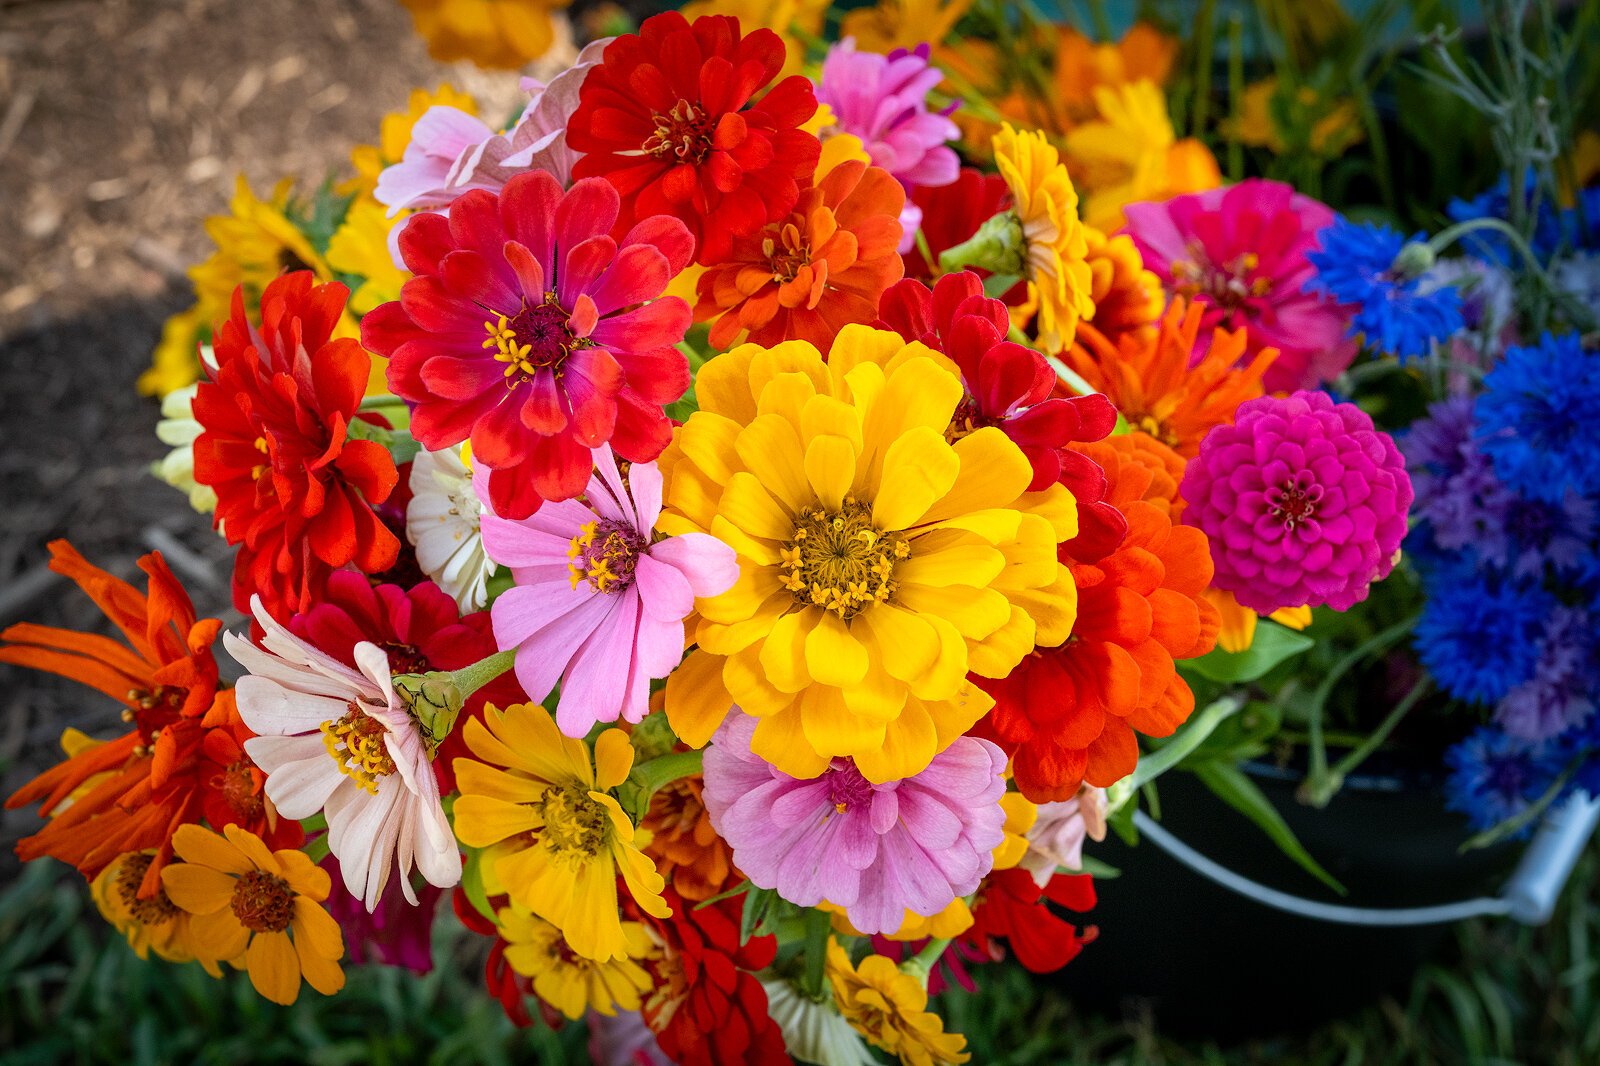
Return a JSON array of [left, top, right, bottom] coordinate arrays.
[[3, 541, 291, 896], [1062, 298, 1277, 459], [640, 774, 739, 902], [695, 160, 906, 350]]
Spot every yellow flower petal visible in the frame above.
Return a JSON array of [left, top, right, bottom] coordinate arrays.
[[758, 611, 816, 692], [189, 904, 249, 964], [451, 793, 543, 847], [160, 864, 237, 916], [245, 930, 301, 1006], [805, 434, 858, 511], [804, 611, 869, 688], [719, 472, 796, 542], [170, 824, 252, 876], [872, 427, 960, 531], [663, 649, 735, 747], [291, 896, 344, 961], [593, 730, 635, 791]]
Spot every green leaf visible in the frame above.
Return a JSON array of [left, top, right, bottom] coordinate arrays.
[[458, 847, 496, 923], [982, 272, 1021, 298], [739, 886, 777, 945], [1183, 621, 1316, 683], [1122, 696, 1245, 797], [1191, 761, 1346, 895]]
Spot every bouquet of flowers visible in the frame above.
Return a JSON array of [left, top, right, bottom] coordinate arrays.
[[7, 0, 1598, 1061]]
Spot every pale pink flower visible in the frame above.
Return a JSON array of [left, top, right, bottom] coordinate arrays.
[[1019, 786, 1108, 888], [480, 445, 738, 738], [229, 597, 461, 911]]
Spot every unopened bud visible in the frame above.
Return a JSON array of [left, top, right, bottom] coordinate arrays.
[[392, 672, 464, 757]]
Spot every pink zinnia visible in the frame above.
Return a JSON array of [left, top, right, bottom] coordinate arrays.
[[1180, 390, 1414, 614], [702, 713, 1008, 936], [1018, 787, 1107, 889], [1123, 179, 1357, 391], [817, 40, 959, 190], [480, 445, 738, 738], [361, 171, 695, 521], [319, 853, 444, 974]]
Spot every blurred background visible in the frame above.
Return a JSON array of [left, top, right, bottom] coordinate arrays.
[[0, 1, 1596, 1063]]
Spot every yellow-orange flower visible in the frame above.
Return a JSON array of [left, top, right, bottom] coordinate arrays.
[[1039, 22, 1179, 131], [1073, 430, 1187, 517], [640, 774, 738, 902], [452, 703, 670, 962], [1228, 78, 1362, 157], [92, 850, 202, 964], [828, 940, 969, 1066], [498, 906, 655, 1019], [659, 326, 1078, 782], [992, 124, 1094, 354], [137, 304, 208, 399], [839, 0, 972, 53], [159, 824, 344, 1005], [398, 0, 571, 69], [346, 84, 479, 198], [326, 198, 410, 315], [681, 0, 827, 78], [1083, 224, 1165, 345], [1064, 299, 1277, 459], [1205, 589, 1314, 653]]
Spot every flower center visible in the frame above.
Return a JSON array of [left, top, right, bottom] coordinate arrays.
[[1267, 473, 1322, 530], [218, 756, 264, 819], [825, 759, 874, 814], [379, 641, 431, 676], [780, 498, 909, 619], [115, 853, 179, 926], [484, 296, 577, 381], [230, 869, 295, 933], [643, 99, 715, 165], [567, 519, 647, 593], [321, 701, 397, 793], [1170, 241, 1272, 312], [536, 784, 613, 864], [763, 221, 812, 283], [946, 396, 1002, 444]]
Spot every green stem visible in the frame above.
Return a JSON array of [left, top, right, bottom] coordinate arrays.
[[631, 749, 704, 797], [1428, 217, 1598, 333], [358, 393, 404, 412], [903, 937, 953, 989], [1304, 615, 1419, 794], [1107, 695, 1245, 815], [1044, 354, 1098, 398], [445, 649, 516, 702], [1303, 677, 1430, 808], [799, 907, 832, 1000], [1191, 0, 1218, 139]]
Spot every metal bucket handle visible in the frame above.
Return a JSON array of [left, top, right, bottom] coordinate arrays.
[[1132, 792, 1600, 927]]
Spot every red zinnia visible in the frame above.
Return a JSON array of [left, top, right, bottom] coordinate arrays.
[[569, 12, 820, 266], [287, 571, 521, 792], [361, 171, 695, 520], [962, 868, 1097, 975], [901, 166, 1010, 280], [3, 541, 294, 895], [193, 271, 399, 621], [875, 271, 1126, 559], [641, 889, 790, 1066]]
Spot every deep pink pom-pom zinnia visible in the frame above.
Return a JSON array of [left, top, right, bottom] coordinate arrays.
[[1180, 390, 1413, 613]]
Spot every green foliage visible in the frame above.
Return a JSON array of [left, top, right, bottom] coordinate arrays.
[[1183, 623, 1316, 685]]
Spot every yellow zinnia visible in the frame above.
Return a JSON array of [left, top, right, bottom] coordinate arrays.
[[1203, 588, 1313, 654], [680, 0, 827, 78], [92, 850, 202, 963], [159, 824, 345, 1006], [498, 906, 655, 1019], [137, 304, 208, 398], [659, 326, 1077, 783], [1083, 223, 1165, 343], [346, 83, 479, 199], [839, 0, 972, 53], [828, 940, 970, 1066], [452, 703, 670, 963], [398, 0, 570, 69], [992, 124, 1095, 354], [327, 198, 410, 315]]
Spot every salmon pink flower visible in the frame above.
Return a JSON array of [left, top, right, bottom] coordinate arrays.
[[568, 11, 820, 266], [361, 171, 695, 521], [481, 445, 737, 738]]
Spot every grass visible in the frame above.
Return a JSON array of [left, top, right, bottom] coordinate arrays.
[[1, 849, 1595, 1065]]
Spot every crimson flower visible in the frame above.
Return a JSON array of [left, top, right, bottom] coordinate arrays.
[[875, 271, 1126, 558], [194, 272, 399, 620], [568, 12, 820, 266], [962, 868, 1097, 974], [361, 171, 694, 520], [641, 889, 790, 1066], [902, 167, 1010, 280]]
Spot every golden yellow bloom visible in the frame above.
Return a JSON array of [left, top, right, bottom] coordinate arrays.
[[681, 0, 827, 78], [159, 824, 344, 1005], [189, 177, 335, 319], [452, 704, 670, 962], [806, 103, 873, 179], [659, 327, 1078, 782], [1063, 81, 1221, 231], [1083, 224, 1165, 344], [828, 940, 969, 1066], [498, 905, 655, 1019], [1041, 22, 1179, 131], [399, 0, 571, 69], [327, 199, 410, 315], [1205, 589, 1313, 654], [992, 124, 1094, 354], [137, 305, 208, 398], [92, 851, 201, 964], [1228, 78, 1362, 157], [347, 84, 479, 199], [840, 0, 972, 53]]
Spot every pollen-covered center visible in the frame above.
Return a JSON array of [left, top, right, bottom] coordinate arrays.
[[484, 295, 579, 381], [825, 758, 873, 814], [321, 701, 397, 793], [644, 99, 715, 165], [116, 853, 179, 926], [763, 222, 813, 283], [218, 756, 264, 819], [945, 396, 1002, 445], [780, 497, 910, 619], [568, 519, 647, 593], [1267, 471, 1322, 531], [230, 869, 295, 933], [1171, 240, 1272, 313], [536, 784, 613, 864]]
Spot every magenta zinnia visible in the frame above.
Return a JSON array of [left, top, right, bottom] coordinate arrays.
[[360, 171, 695, 520]]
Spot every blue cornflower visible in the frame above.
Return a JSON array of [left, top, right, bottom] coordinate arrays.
[[1495, 607, 1599, 742], [1448, 175, 1600, 264], [1305, 218, 1464, 360], [1414, 564, 1553, 706], [1475, 332, 1600, 503], [1444, 727, 1561, 837]]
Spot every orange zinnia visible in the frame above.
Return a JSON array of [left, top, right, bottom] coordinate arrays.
[[4, 541, 292, 895], [694, 160, 905, 350], [1062, 298, 1278, 458], [640, 774, 739, 903], [1072, 430, 1186, 517], [1083, 225, 1165, 346]]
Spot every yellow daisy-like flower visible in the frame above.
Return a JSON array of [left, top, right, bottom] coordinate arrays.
[[840, 0, 973, 53], [451, 703, 670, 963], [92, 851, 201, 964], [188, 177, 336, 319], [681, 0, 827, 79], [828, 940, 969, 1066], [327, 199, 411, 315], [992, 124, 1094, 354], [398, 0, 570, 69], [159, 824, 345, 1006], [659, 326, 1078, 783], [498, 906, 655, 1019], [346, 83, 479, 199], [137, 304, 209, 398], [1083, 224, 1165, 344]]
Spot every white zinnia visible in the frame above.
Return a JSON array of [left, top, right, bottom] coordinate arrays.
[[406, 446, 497, 612], [760, 978, 876, 1066], [152, 374, 217, 515], [230, 597, 461, 910]]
